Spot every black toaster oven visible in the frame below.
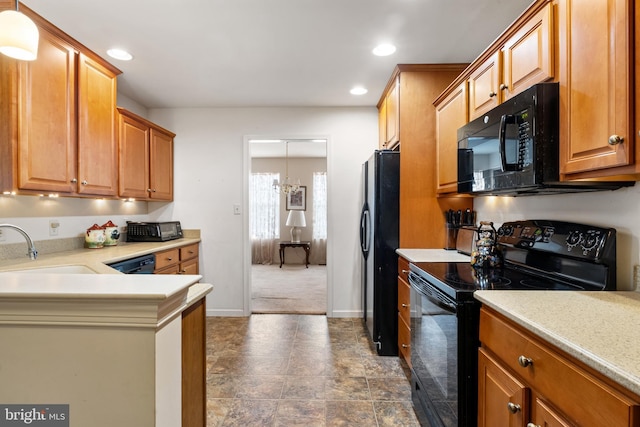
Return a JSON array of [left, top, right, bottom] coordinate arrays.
[[126, 221, 183, 242]]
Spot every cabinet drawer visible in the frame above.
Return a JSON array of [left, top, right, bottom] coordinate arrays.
[[480, 308, 639, 426], [179, 258, 199, 275], [154, 248, 180, 270], [398, 314, 411, 366], [398, 278, 410, 327], [180, 243, 199, 261], [398, 257, 410, 282]]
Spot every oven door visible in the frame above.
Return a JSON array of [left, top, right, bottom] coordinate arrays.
[[409, 272, 479, 427]]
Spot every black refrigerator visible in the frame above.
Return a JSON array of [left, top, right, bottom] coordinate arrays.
[[359, 150, 400, 356]]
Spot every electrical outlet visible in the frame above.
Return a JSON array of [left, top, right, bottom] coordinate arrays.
[[49, 219, 60, 236], [634, 265, 640, 289], [0, 229, 5, 242], [233, 204, 241, 215]]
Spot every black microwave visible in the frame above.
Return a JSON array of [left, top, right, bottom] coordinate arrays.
[[457, 83, 632, 195], [126, 221, 183, 242]]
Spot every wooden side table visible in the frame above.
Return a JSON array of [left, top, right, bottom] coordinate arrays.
[[279, 241, 311, 268]]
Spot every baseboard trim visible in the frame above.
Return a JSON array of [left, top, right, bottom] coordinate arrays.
[[328, 310, 363, 319], [206, 309, 246, 317]]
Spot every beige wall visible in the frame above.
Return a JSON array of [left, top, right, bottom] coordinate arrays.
[[252, 157, 327, 264]]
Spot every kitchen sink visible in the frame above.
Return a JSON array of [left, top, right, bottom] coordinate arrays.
[[2, 265, 98, 274]]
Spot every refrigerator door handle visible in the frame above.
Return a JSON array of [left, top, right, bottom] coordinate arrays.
[[360, 204, 371, 256]]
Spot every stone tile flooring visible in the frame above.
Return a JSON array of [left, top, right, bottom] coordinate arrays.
[[206, 314, 420, 426]]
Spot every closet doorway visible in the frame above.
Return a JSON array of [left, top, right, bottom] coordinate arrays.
[[248, 138, 328, 314]]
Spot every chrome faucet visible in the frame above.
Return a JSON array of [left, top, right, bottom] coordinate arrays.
[[0, 224, 38, 260]]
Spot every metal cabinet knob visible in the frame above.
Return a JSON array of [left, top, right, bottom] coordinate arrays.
[[507, 402, 521, 414], [401, 344, 409, 349], [608, 135, 624, 145], [81, 180, 88, 185], [70, 178, 78, 183], [518, 355, 533, 368], [147, 189, 152, 193], [489, 91, 497, 98], [401, 270, 410, 274], [527, 423, 541, 427], [499, 83, 508, 91], [401, 303, 408, 308]]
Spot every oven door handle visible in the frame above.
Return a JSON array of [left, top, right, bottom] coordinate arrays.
[[409, 273, 457, 313]]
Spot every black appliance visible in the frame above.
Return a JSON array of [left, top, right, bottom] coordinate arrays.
[[359, 150, 400, 356], [108, 254, 156, 274], [457, 83, 633, 195], [408, 219, 616, 427], [126, 221, 183, 242]]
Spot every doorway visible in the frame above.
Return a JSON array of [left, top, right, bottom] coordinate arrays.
[[247, 138, 328, 314]]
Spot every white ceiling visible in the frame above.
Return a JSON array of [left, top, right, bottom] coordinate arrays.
[[22, 0, 534, 109]]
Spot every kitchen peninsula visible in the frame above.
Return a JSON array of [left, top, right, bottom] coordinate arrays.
[[0, 239, 211, 427]]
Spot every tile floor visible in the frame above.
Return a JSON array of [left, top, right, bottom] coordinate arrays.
[[206, 314, 421, 426]]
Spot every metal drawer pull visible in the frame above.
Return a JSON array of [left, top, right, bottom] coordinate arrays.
[[401, 344, 409, 349], [507, 402, 521, 414], [401, 270, 410, 274], [401, 303, 408, 308], [527, 424, 541, 427], [518, 355, 533, 368]]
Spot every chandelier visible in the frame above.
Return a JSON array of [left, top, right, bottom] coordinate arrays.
[[273, 141, 300, 194]]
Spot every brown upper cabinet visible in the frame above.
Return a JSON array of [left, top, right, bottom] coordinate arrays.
[[378, 65, 472, 248], [0, 4, 121, 197], [378, 77, 400, 149], [434, 0, 638, 193], [558, 0, 635, 178], [468, 2, 554, 121], [118, 108, 175, 201]]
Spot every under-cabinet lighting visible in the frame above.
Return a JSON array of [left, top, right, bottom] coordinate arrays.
[[123, 198, 136, 203], [2, 191, 16, 196]]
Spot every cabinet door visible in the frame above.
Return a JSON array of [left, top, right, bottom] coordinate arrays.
[[558, 0, 632, 175], [436, 82, 468, 193], [77, 53, 118, 196], [385, 78, 400, 148], [149, 128, 174, 201], [478, 349, 529, 427], [378, 97, 387, 149], [468, 51, 500, 121], [182, 298, 206, 427], [179, 258, 199, 275], [17, 27, 77, 193], [501, 3, 554, 101], [118, 113, 150, 199], [532, 397, 575, 427]]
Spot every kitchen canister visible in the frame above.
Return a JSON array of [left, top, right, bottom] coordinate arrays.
[[102, 220, 120, 246], [85, 223, 106, 249]]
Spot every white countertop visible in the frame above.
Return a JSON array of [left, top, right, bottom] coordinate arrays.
[[397, 248, 470, 263], [475, 290, 640, 396], [0, 238, 202, 274], [0, 238, 212, 327]]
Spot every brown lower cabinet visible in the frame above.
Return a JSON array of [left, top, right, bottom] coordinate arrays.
[[154, 243, 199, 275], [182, 297, 206, 426], [397, 256, 411, 365], [478, 307, 640, 427]]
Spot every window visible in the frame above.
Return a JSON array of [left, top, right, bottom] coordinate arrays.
[[250, 173, 280, 239], [312, 172, 327, 239]]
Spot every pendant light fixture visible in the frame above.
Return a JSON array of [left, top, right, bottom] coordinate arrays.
[[273, 141, 301, 194], [0, 0, 39, 61]]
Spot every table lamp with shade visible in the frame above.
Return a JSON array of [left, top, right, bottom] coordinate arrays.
[[286, 210, 306, 243]]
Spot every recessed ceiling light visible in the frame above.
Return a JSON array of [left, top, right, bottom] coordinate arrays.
[[372, 43, 396, 56], [107, 48, 133, 61], [350, 87, 368, 95]]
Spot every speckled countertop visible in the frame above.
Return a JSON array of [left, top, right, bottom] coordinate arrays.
[[396, 248, 470, 263], [0, 237, 201, 274], [475, 290, 640, 396]]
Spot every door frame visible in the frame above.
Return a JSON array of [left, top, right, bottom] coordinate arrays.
[[242, 135, 333, 316]]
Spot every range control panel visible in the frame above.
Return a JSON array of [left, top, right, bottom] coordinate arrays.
[[496, 219, 616, 261]]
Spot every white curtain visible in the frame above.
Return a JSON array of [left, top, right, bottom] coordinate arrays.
[[250, 173, 280, 264], [311, 172, 327, 265]]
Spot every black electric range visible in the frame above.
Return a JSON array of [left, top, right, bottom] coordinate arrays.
[[408, 219, 617, 427]]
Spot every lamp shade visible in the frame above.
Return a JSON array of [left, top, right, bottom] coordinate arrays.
[[0, 10, 39, 61], [286, 210, 306, 227]]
